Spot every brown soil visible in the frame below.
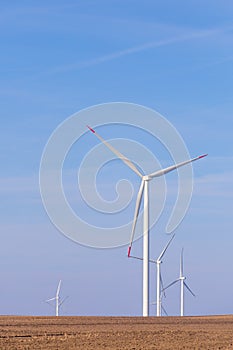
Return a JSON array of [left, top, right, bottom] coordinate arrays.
[[0, 315, 232, 349]]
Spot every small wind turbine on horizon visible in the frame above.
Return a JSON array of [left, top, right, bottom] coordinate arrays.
[[46, 280, 68, 316], [87, 125, 206, 317], [152, 233, 175, 316], [131, 233, 175, 316], [162, 248, 195, 316]]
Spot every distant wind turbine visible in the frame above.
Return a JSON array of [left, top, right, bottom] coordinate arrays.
[[46, 280, 68, 316], [87, 125, 206, 317], [163, 248, 195, 316], [152, 234, 175, 316], [133, 234, 175, 316]]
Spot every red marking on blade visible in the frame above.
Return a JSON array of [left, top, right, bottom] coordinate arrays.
[[198, 154, 208, 159], [87, 125, 95, 133], [128, 246, 131, 257]]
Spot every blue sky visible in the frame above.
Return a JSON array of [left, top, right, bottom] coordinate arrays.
[[0, 1, 233, 316]]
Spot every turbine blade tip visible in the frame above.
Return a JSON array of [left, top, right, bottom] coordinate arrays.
[[87, 125, 95, 133], [127, 246, 131, 257], [198, 154, 208, 159]]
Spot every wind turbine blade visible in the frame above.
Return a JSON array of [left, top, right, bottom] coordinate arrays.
[[162, 279, 180, 292], [129, 255, 143, 261], [128, 179, 145, 256], [161, 305, 168, 316], [56, 280, 61, 298], [87, 126, 143, 178], [157, 233, 175, 261], [45, 301, 54, 309], [129, 255, 159, 264], [184, 281, 195, 297], [46, 297, 56, 302], [180, 248, 184, 277], [148, 154, 208, 178], [59, 296, 69, 307], [160, 274, 166, 298]]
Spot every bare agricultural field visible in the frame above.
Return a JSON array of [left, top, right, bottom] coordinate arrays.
[[0, 315, 232, 350]]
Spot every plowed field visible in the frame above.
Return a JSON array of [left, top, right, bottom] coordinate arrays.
[[0, 315, 232, 349]]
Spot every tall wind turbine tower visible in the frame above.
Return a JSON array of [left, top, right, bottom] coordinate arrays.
[[88, 125, 206, 317]]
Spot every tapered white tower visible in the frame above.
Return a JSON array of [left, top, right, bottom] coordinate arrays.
[[88, 125, 206, 317]]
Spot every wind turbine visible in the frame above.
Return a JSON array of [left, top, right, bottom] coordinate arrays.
[[152, 233, 175, 316], [46, 280, 67, 316], [163, 248, 195, 316], [130, 234, 174, 316], [87, 125, 206, 317]]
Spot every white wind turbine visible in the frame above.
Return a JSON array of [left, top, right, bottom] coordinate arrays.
[[46, 280, 67, 316], [130, 234, 175, 316], [163, 248, 195, 316], [87, 125, 206, 317], [152, 233, 175, 317]]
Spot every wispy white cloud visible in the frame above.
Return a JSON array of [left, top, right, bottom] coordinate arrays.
[[48, 24, 233, 74], [194, 169, 233, 198]]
